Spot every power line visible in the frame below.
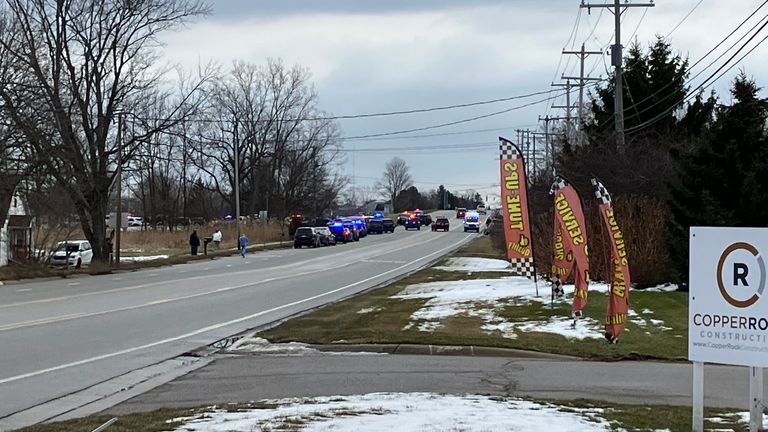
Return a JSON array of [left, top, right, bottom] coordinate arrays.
[[667, 0, 705, 38], [597, 1, 768, 133], [621, 11, 768, 128], [625, 16, 768, 135], [344, 125, 538, 143], [341, 88, 598, 141], [312, 89, 563, 121]]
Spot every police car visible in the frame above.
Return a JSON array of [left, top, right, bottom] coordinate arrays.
[[463, 211, 481, 232]]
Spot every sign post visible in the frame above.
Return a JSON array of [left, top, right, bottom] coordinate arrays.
[[689, 227, 767, 432], [692, 361, 704, 432]]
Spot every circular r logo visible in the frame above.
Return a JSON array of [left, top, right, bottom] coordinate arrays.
[[716, 242, 766, 308]]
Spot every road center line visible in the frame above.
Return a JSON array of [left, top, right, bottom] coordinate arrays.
[[0, 234, 472, 385], [0, 222, 454, 310]]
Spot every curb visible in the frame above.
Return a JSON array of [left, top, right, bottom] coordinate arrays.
[[311, 343, 580, 360]]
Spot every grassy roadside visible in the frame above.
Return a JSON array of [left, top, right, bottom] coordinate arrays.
[[15, 399, 746, 432], [0, 241, 290, 282], [260, 233, 689, 361]]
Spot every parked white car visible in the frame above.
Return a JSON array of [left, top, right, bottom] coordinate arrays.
[[50, 240, 93, 269], [129, 216, 143, 227]]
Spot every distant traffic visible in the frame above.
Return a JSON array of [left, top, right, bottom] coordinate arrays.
[[288, 207, 489, 249]]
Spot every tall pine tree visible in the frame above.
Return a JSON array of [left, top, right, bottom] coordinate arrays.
[[667, 74, 768, 282]]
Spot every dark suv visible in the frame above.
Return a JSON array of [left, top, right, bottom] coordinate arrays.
[[419, 214, 433, 226], [404, 216, 421, 230], [368, 219, 384, 234], [294, 227, 319, 248], [432, 217, 450, 231], [382, 218, 396, 233]]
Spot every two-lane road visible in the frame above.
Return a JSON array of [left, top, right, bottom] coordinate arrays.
[[0, 212, 476, 430]]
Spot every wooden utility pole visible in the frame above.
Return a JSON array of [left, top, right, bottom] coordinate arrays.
[[580, 0, 654, 149], [562, 43, 603, 145], [115, 114, 124, 267]]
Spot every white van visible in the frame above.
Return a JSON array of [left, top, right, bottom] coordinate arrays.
[[50, 240, 93, 269]]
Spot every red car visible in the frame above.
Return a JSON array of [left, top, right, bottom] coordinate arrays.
[[432, 217, 450, 232], [456, 208, 467, 219]]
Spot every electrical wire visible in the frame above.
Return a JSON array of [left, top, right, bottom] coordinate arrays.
[[341, 88, 590, 141], [625, 16, 768, 135], [620, 11, 768, 128], [667, 0, 705, 38], [597, 1, 768, 133]]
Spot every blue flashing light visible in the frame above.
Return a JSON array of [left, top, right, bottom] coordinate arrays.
[[374, 212, 383, 218]]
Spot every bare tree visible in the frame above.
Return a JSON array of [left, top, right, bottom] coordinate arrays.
[[0, 0, 211, 262], [192, 59, 344, 219], [377, 157, 413, 212]]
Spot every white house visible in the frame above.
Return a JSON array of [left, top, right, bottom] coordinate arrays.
[[0, 189, 33, 266]]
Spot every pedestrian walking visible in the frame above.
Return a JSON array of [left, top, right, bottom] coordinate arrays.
[[190, 230, 200, 256], [239, 233, 248, 257], [212, 229, 222, 250]]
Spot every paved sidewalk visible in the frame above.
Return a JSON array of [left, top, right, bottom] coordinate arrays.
[[110, 353, 760, 414]]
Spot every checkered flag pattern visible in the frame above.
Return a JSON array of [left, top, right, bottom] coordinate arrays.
[[509, 258, 536, 279], [499, 139, 520, 161], [549, 177, 568, 196], [591, 178, 612, 205]]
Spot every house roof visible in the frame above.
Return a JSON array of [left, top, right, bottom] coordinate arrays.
[[8, 215, 32, 228]]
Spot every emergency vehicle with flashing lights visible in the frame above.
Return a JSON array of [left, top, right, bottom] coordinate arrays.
[[463, 211, 481, 232]]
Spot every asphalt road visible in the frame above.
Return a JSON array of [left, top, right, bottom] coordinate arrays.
[[0, 211, 476, 430], [111, 353, 766, 414]]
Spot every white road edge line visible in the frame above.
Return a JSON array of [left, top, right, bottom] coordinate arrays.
[[0, 234, 472, 386], [0, 226, 463, 332], [0, 226, 432, 310]]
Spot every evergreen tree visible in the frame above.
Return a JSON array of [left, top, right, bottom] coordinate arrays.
[[667, 74, 768, 282], [585, 37, 689, 143]]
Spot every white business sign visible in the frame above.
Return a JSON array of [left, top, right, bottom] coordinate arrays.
[[689, 227, 768, 367]]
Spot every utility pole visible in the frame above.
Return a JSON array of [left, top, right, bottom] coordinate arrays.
[[552, 81, 574, 142], [538, 115, 555, 168], [234, 122, 241, 247], [562, 43, 603, 145], [115, 114, 124, 267], [581, 0, 654, 149]]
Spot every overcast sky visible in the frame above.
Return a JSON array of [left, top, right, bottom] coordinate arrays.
[[160, 0, 768, 205]]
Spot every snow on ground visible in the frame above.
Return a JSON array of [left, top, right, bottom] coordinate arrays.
[[393, 277, 679, 340], [120, 254, 169, 262], [357, 306, 384, 314], [736, 412, 768, 429], [435, 257, 514, 272], [392, 277, 606, 340], [227, 336, 383, 356], [172, 393, 612, 432], [644, 283, 679, 292]]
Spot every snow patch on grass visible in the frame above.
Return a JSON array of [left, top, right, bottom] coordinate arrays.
[[120, 254, 169, 262], [392, 278, 606, 340], [357, 306, 384, 314], [435, 257, 514, 272], [227, 336, 383, 356], [172, 393, 613, 432]]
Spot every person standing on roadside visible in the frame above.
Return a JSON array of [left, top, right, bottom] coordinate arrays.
[[239, 233, 248, 257], [190, 230, 201, 256], [212, 229, 222, 250]]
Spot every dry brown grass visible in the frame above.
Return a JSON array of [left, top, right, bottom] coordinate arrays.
[[532, 195, 668, 288], [33, 221, 286, 256]]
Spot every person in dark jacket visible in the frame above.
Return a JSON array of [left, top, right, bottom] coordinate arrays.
[[190, 230, 201, 256]]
